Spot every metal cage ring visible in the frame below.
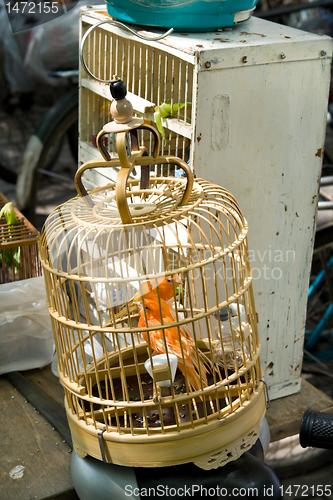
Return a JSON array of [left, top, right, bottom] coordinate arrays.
[[80, 19, 173, 83]]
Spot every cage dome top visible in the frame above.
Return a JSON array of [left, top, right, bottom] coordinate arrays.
[[41, 174, 248, 278]]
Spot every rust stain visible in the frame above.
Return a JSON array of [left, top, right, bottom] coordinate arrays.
[[285, 36, 291, 39], [96, 11, 111, 17], [295, 212, 299, 217], [315, 148, 322, 158], [240, 31, 266, 38], [180, 33, 189, 36], [268, 371, 274, 376], [214, 38, 230, 43], [239, 40, 247, 43], [267, 362, 274, 369], [276, 232, 279, 235], [197, 134, 202, 143]]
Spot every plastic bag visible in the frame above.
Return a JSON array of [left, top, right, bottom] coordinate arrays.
[[24, 0, 100, 86], [0, 276, 54, 375], [0, 1, 35, 93], [50, 281, 132, 378]]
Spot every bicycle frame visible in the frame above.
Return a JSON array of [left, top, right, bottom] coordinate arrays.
[[305, 254, 333, 352]]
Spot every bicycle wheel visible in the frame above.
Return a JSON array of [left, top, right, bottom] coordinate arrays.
[[305, 173, 333, 354], [16, 87, 79, 229], [0, 88, 51, 184], [305, 247, 333, 356], [265, 433, 333, 479]]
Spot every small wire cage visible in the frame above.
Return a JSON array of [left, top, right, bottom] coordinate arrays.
[[39, 81, 266, 469], [0, 193, 42, 283]]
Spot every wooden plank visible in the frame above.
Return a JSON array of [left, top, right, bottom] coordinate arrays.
[[39, 491, 79, 500], [266, 378, 333, 442], [0, 377, 77, 500], [19, 365, 65, 408], [4, 372, 71, 446]]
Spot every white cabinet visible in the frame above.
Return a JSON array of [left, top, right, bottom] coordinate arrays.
[[79, 7, 333, 400]]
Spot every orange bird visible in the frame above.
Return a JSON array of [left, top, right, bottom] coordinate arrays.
[[135, 274, 182, 303], [136, 295, 209, 393], [115, 275, 182, 320]]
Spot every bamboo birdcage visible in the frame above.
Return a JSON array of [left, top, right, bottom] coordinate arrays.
[[0, 193, 42, 283], [38, 79, 266, 470]]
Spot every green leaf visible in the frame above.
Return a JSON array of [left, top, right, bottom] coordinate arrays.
[[154, 109, 166, 146], [0, 202, 20, 271], [0, 202, 18, 225], [158, 102, 172, 118], [154, 101, 192, 147]]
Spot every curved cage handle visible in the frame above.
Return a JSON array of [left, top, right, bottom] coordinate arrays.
[[74, 153, 194, 223], [76, 118, 161, 206], [80, 20, 173, 83], [115, 154, 194, 224], [96, 121, 161, 162]]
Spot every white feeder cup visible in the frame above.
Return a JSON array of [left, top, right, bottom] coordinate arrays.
[[144, 354, 178, 389]]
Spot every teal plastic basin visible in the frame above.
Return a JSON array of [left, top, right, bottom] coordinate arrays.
[[105, 0, 259, 32]]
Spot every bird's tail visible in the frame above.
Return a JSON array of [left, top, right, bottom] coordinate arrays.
[[176, 338, 209, 393]]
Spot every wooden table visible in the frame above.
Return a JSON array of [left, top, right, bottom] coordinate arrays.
[[1, 366, 333, 499], [266, 378, 333, 442], [0, 367, 78, 500]]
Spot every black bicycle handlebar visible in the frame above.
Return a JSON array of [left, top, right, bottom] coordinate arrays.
[[300, 409, 333, 450]]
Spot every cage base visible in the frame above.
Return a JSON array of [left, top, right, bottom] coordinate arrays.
[[66, 382, 266, 469]]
